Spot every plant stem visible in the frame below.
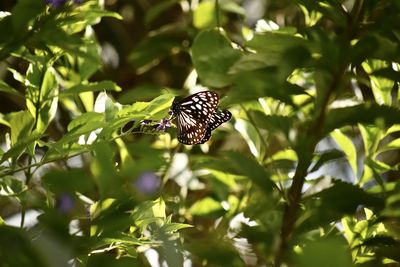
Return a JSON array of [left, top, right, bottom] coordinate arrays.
[[215, 0, 220, 29], [274, 62, 350, 267]]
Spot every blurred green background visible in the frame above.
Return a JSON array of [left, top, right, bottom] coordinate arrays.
[[0, 0, 399, 266]]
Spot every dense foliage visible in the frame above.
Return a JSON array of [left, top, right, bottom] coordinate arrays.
[[0, 0, 399, 266]]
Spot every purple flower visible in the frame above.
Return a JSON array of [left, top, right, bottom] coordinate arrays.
[[45, 0, 83, 7], [56, 193, 75, 213], [45, 0, 68, 7], [135, 172, 160, 195], [155, 118, 171, 131]]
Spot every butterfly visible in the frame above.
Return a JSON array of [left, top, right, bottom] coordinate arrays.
[[171, 91, 232, 145]]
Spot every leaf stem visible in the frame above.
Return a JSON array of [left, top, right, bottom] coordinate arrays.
[[273, 50, 352, 267]]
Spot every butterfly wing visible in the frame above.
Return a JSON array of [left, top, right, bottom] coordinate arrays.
[[199, 109, 232, 144], [172, 91, 221, 145], [173, 91, 219, 121], [176, 111, 208, 144]]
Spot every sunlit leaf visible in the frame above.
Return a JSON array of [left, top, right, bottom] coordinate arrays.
[[191, 29, 241, 87], [8, 110, 34, 146], [193, 1, 222, 29], [295, 235, 353, 267], [0, 133, 42, 164], [91, 142, 119, 198], [331, 130, 358, 179], [61, 81, 122, 96], [190, 197, 224, 216]]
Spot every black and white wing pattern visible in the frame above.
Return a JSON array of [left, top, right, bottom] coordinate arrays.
[[198, 109, 232, 144], [171, 91, 220, 145]]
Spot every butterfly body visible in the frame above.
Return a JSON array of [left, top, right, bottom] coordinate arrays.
[[172, 91, 231, 145]]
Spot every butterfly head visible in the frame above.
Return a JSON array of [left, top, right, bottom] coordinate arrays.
[[171, 96, 183, 116]]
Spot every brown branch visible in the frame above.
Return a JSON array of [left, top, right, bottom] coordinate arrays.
[[273, 61, 350, 267]]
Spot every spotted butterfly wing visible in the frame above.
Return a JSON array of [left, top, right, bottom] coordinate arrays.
[[199, 109, 232, 144], [172, 91, 220, 145]]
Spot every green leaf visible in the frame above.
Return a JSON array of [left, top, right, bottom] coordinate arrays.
[[310, 149, 345, 173], [11, 0, 45, 35], [302, 180, 384, 230], [331, 130, 358, 179], [0, 175, 27, 197], [117, 84, 164, 104], [225, 151, 275, 193], [371, 67, 400, 82], [91, 142, 119, 199], [0, 15, 13, 47], [220, 1, 246, 16], [0, 133, 42, 164], [191, 29, 241, 87], [116, 102, 150, 118], [209, 170, 239, 191], [234, 118, 262, 158], [0, 225, 48, 267], [227, 68, 297, 106], [128, 31, 183, 72], [42, 169, 94, 194], [152, 198, 166, 219], [144, 0, 178, 26], [131, 200, 162, 229], [354, 33, 400, 63], [8, 110, 34, 146], [363, 236, 400, 262], [185, 231, 243, 266], [193, 1, 221, 29], [143, 93, 174, 117], [189, 197, 224, 216], [61, 81, 122, 96], [93, 92, 121, 122], [0, 80, 23, 97], [378, 138, 400, 154], [235, 31, 312, 80], [79, 5, 123, 24], [99, 93, 173, 138], [24, 65, 58, 134], [38, 25, 88, 58], [91, 198, 137, 237], [38, 68, 58, 133], [8, 68, 26, 85], [67, 112, 104, 132], [362, 60, 395, 105], [296, 235, 353, 267], [52, 116, 105, 149], [323, 104, 400, 137], [87, 254, 141, 267], [358, 124, 383, 157], [102, 234, 144, 246], [120, 139, 165, 180], [248, 110, 292, 136], [159, 223, 193, 233], [279, 45, 311, 81], [246, 32, 309, 64], [298, 1, 348, 28]]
